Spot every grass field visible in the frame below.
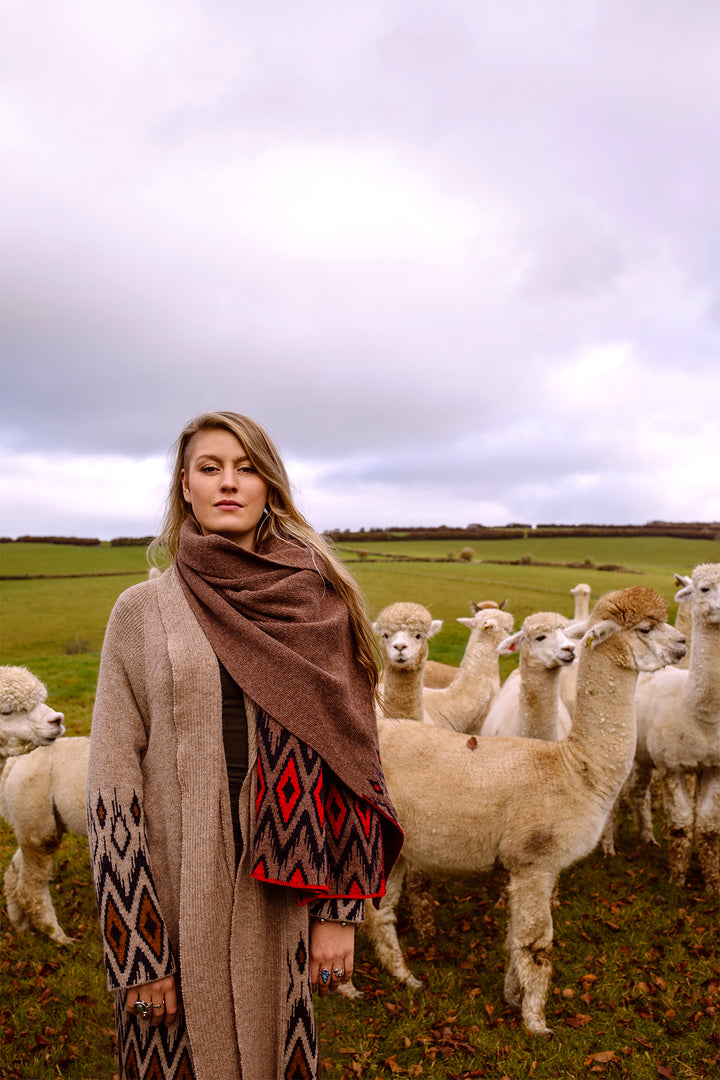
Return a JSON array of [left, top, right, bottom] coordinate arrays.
[[0, 538, 718, 1079]]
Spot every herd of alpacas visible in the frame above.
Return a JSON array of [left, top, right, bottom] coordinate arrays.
[[0, 563, 718, 1039]]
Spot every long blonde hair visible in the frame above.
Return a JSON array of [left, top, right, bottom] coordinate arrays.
[[149, 411, 379, 694]]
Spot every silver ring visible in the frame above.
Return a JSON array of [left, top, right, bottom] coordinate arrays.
[[332, 968, 345, 979], [133, 1000, 152, 1019], [320, 969, 330, 985], [152, 1002, 164, 1009]]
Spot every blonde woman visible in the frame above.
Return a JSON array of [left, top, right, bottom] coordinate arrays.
[[87, 412, 402, 1080]]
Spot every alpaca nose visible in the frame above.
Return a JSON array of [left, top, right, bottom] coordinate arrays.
[[50, 711, 64, 727]]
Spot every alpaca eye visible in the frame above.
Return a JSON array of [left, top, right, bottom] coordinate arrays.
[[536, 635, 546, 642], [700, 586, 710, 592], [638, 627, 651, 635]]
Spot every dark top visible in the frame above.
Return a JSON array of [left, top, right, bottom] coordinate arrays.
[[219, 661, 249, 869]]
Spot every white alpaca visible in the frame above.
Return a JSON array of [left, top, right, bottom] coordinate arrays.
[[0, 666, 75, 944], [2, 737, 89, 944], [422, 607, 515, 732], [374, 602, 442, 722], [0, 666, 65, 758], [633, 563, 720, 892], [558, 584, 591, 718], [351, 587, 685, 1036], [600, 572, 692, 857], [673, 572, 693, 670], [424, 600, 508, 688], [480, 612, 575, 740]]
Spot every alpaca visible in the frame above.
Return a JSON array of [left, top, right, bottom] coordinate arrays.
[[633, 563, 720, 892], [673, 572, 693, 670], [422, 607, 515, 732], [350, 587, 685, 1036], [374, 602, 442, 722], [0, 666, 71, 943], [559, 584, 592, 718], [2, 736, 89, 944], [0, 665, 65, 758], [600, 572, 691, 857], [480, 612, 575, 740], [424, 600, 508, 688]]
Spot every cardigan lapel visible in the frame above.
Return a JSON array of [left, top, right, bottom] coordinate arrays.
[[156, 570, 241, 1080]]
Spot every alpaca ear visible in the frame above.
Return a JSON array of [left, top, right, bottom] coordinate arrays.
[[564, 620, 588, 640], [674, 583, 694, 603], [456, 617, 474, 629], [429, 619, 443, 638], [499, 630, 523, 655], [581, 619, 621, 649]]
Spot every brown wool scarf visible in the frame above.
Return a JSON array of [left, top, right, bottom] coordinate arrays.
[[174, 519, 403, 896]]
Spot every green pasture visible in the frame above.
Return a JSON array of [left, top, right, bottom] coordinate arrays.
[[0, 537, 718, 1078]]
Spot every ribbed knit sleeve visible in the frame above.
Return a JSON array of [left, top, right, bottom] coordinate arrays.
[[87, 586, 176, 991]]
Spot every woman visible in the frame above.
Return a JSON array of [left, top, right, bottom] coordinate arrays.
[[87, 411, 403, 1080]]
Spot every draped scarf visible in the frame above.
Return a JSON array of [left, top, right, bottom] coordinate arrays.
[[175, 519, 403, 904]]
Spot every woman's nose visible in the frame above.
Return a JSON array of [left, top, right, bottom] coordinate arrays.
[[219, 468, 238, 490]]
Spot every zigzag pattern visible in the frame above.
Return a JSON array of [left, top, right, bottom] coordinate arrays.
[[283, 931, 317, 1079], [89, 789, 175, 990], [116, 1001, 194, 1080], [251, 711, 386, 900]]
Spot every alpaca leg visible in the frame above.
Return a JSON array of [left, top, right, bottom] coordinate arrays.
[[4, 844, 74, 945], [504, 871, 555, 1037], [661, 770, 695, 886], [365, 858, 421, 987], [627, 762, 658, 846], [404, 863, 436, 942], [695, 768, 720, 895], [600, 794, 620, 856]]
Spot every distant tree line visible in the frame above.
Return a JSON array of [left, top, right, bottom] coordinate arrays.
[[325, 521, 719, 542]]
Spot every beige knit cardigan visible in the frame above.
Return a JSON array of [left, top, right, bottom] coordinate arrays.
[[87, 568, 359, 1080]]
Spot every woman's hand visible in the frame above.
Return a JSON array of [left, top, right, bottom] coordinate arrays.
[[310, 920, 355, 996], [125, 974, 178, 1026]]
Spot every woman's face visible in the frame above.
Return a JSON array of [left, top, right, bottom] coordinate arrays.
[[180, 428, 269, 550]]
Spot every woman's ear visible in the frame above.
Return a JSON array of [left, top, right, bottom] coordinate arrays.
[[180, 469, 191, 503]]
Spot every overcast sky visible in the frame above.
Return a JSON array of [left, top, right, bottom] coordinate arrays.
[[2, 0, 719, 541]]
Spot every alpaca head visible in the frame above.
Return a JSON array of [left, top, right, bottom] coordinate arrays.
[[457, 607, 514, 645], [373, 602, 442, 673], [568, 586, 686, 672], [675, 562, 720, 627], [498, 611, 575, 669], [0, 666, 66, 759]]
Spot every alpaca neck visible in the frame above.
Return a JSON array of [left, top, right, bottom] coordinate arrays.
[[382, 663, 425, 722], [567, 642, 638, 796], [447, 633, 500, 694], [518, 660, 562, 739], [685, 617, 720, 723]]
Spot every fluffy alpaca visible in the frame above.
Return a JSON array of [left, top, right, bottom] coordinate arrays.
[[0, 666, 71, 943], [350, 587, 685, 1036], [600, 571, 692, 857], [0, 666, 65, 758], [422, 607, 515, 733], [423, 600, 508, 688], [374, 602, 442, 722], [632, 563, 720, 892], [480, 612, 575, 740], [2, 736, 89, 944], [673, 572, 693, 670], [558, 584, 592, 718]]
